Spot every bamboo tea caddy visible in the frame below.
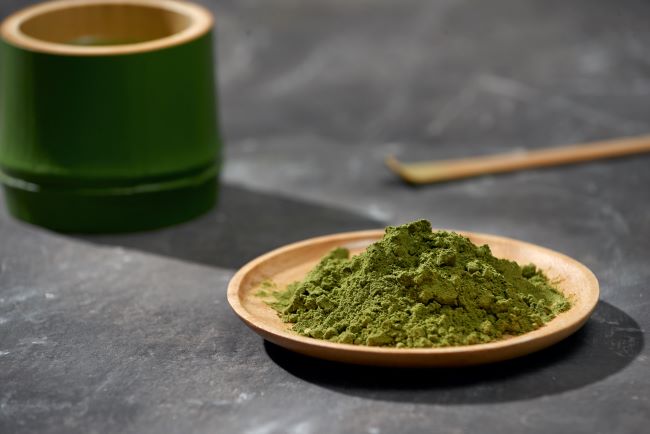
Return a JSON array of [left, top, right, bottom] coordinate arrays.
[[0, 0, 221, 232]]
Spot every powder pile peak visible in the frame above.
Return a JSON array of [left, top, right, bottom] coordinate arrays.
[[271, 220, 570, 348]]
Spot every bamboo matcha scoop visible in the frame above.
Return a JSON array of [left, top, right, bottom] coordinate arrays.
[[386, 134, 650, 184]]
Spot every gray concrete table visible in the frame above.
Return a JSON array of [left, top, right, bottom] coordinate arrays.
[[1, 1, 649, 433]]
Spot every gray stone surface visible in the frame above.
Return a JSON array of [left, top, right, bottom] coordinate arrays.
[[1, 0, 649, 433]]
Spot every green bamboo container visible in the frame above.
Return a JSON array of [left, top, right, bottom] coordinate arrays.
[[0, 0, 221, 232]]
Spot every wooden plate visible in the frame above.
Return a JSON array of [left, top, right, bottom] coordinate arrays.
[[227, 230, 599, 367]]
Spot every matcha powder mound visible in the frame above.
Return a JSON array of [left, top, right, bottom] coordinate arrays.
[[269, 220, 570, 348]]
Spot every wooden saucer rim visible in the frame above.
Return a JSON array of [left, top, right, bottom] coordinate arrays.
[[227, 229, 600, 367]]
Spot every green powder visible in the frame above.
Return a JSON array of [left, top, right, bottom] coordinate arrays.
[[268, 220, 570, 348]]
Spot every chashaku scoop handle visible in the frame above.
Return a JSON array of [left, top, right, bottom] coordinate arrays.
[[386, 134, 650, 184]]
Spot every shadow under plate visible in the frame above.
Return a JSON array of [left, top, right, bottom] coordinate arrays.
[[265, 301, 643, 404]]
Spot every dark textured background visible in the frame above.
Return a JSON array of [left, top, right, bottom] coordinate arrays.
[[1, 1, 649, 433]]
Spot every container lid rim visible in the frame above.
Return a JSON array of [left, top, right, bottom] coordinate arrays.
[[0, 0, 213, 56]]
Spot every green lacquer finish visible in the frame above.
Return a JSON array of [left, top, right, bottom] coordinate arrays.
[[0, 31, 221, 233]]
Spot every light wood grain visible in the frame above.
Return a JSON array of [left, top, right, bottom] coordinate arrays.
[[386, 134, 650, 184], [227, 230, 600, 367], [0, 0, 212, 56]]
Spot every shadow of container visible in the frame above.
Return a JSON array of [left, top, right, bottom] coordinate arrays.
[[0, 0, 221, 233]]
